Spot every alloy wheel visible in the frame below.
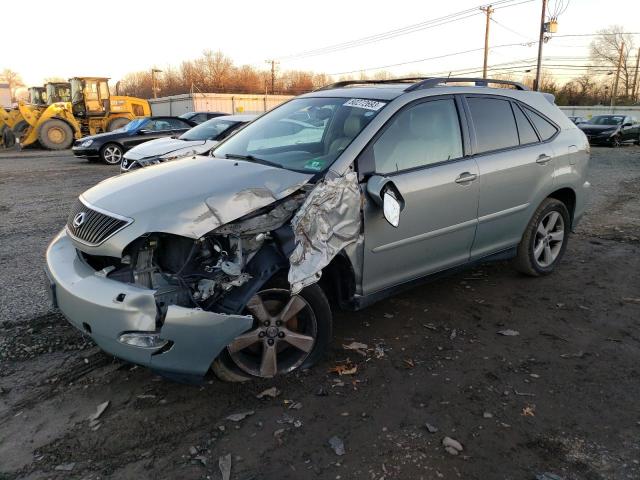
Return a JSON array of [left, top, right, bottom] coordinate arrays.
[[533, 210, 565, 268], [611, 135, 622, 148], [103, 145, 123, 164], [227, 288, 317, 378]]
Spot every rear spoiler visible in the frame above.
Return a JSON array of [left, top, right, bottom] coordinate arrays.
[[542, 92, 556, 105]]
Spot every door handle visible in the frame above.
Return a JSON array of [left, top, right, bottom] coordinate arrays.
[[536, 154, 551, 165], [455, 172, 477, 184]]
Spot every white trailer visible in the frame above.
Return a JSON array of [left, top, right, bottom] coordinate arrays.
[[149, 93, 294, 116]]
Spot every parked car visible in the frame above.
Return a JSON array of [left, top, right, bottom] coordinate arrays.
[[120, 114, 256, 172], [71, 116, 197, 164], [46, 77, 590, 383], [179, 111, 226, 124], [578, 115, 640, 147], [567, 116, 587, 125]]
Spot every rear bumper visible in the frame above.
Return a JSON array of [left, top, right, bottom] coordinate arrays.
[[45, 230, 253, 376]]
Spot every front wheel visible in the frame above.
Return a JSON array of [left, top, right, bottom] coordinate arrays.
[[38, 119, 74, 150], [513, 198, 570, 276], [100, 143, 124, 165], [212, 280, 332, 382], [611, 134, 622, 148]]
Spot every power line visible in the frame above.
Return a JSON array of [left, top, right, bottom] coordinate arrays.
[[278, 0, 534, 61], [326, 41, 542, 76]]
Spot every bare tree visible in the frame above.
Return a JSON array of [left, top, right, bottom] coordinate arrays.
[[1, 69, 25, 102], [590, 26, 635, 97]]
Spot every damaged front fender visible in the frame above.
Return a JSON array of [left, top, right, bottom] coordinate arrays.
[[288, 171, 362, 294]]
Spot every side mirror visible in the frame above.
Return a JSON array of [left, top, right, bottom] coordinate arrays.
[[383, 190, 402, 227], [623, 122, 632, 127], [366, 175, 404, 228]]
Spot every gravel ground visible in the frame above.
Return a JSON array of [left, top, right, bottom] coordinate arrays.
[[0, 146, 639, 480], [0, 151, 118, 323]]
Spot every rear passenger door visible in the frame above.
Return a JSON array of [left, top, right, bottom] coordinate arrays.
[[465, 96, 558, 259], [361, 96, 480, 294]]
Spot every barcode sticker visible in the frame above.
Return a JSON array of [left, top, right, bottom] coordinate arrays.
[[343, 98, 386, 111]]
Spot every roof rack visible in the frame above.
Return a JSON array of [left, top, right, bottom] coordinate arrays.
[[405, 77, 529, 92], [314, 77, 430, 91]]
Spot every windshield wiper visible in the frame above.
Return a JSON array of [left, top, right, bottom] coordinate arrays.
[[224, 153, 283, 169]]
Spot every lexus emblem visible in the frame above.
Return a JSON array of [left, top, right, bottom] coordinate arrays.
[[73, 212, 86, 228]]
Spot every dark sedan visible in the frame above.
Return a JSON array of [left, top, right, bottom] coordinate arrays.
[[578, 115, 640, 147], [72, 116, 197, 164]]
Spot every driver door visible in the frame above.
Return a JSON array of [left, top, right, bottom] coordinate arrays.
[[361, 97, 480, 295]]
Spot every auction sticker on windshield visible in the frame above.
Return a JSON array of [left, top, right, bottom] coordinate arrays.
[[343, 99, 386, 111]]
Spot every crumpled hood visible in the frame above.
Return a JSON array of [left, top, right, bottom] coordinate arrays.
[[77, 156, 312, 257], [124, 137, 215, 160]]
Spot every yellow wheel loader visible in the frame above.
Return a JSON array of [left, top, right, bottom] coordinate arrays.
[[70, 77, 150, 134], [11, 83, 73, 148], [15, 77, 150, 150]]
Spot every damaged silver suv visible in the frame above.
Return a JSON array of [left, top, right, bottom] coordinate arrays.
[[46, 78, 590, 382]]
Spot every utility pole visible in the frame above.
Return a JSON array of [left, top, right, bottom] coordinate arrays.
[[611, 41, 625, 108], [632, 47, 640, 102], [533, 0, 547, 91], [481, 5, 494, 79], [265, 60, 278, 94]]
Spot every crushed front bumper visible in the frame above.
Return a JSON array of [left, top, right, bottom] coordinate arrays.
[[45, 230, 253, 377]]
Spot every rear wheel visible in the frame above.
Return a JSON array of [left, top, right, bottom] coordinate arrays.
[[38, 119, 74, 150], [212, 279, 332, 382], [513, 198, 570, 276], [107, 117, 129, 132], [100, 143, 124, 164]]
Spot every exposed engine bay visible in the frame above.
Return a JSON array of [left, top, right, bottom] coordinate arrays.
[[82, 193, 309, 320]]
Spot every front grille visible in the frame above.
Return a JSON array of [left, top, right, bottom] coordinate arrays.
[[66, 198, 131, 246]]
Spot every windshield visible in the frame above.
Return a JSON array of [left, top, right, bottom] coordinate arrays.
[[180, 118, 239, 141], [213, 97, 386, 172], [588, 115, 624, 126], [123, 118, 148, 132]]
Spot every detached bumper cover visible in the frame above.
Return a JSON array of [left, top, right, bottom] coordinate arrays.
[[45, 230, 253, 376]]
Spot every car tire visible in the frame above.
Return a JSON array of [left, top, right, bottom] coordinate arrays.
[[212, 277, 332, 382], [107, 117, 129, 132], [611, 134, 622, 148], [512, 198, 570, 277], [100, 143, 124, 165], [38, 119, 74, 150]]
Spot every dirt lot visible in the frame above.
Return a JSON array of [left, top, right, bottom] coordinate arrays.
[[0, 146, 639, 480]]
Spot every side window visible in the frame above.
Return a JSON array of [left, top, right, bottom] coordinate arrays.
[[467, 97, 519, 153], [373, 98, 463, 174], [166, 118, 191, 129], [523, 107, 558, 141], [512, 103, 539, 145]]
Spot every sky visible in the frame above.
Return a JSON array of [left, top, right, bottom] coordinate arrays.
[[2, 0, 639, 87]]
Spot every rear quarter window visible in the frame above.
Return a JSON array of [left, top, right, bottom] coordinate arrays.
[[524, 107, 558, 141], [467, 97, 519, 154]]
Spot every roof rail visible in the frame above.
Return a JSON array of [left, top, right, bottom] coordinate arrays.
[[314, 77, 430, 91], [405, 77, 529, 92]]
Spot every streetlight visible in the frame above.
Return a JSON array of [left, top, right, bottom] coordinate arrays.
[[151, 68, 163, 99]]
